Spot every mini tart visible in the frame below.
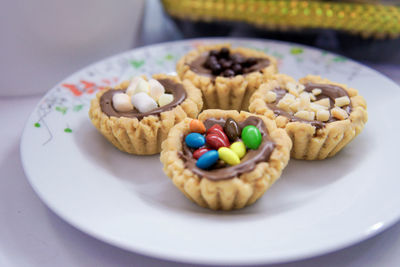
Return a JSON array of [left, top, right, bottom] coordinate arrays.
[[160, 110, 291, 210], [176, 44, 278, 111], [249, 74, 368, 160], [89, 74, 203, 155]]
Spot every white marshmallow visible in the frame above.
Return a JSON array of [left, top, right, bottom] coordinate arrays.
[[158, 93, 174, 107], [131, 92, 158, 113], [112, 93, 133, 112], [126, 77, 149, 96], [148, 79, 165, 101]]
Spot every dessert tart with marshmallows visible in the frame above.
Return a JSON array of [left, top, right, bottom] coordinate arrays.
[[89, 74, 203, 155]]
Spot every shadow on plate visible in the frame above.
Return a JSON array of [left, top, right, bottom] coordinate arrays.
[[74, 120, 373, 219]]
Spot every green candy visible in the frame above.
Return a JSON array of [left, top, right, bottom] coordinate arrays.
[[241, 125, 262, 150]]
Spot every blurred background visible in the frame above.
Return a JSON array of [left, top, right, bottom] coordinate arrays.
[[1, 0, 399, 96]]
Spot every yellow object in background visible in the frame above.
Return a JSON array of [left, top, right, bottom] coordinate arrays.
[[162, 0, 400, 39]]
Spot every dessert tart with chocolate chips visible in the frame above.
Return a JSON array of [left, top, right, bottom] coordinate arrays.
[[249, 74, 368, 160], [89, 74, 203, 155], [176, 44, 277, 111], [160, 110, 291, 210]]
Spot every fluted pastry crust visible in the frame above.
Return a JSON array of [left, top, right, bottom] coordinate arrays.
[[176, 44, 278, 111], [249, 74, 368, 160], [89, 74, 203, 155], [160, 110, 292, 210]]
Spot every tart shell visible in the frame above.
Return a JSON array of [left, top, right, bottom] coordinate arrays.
[[160, 110, 292, 210], [249, 74, 368, 160], [176, 44, 278, 111], [89, 74, 203, 155]]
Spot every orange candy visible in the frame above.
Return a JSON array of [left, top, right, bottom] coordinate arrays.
[[189, 119, 206, 134]]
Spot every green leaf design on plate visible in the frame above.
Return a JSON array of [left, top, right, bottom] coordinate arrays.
[[290, 47, 304, 55], [322, 51, 328, 56], [333, 56, 347, 62], [34, 122, 41, 128], [165, 54, 174, 60], [64, 128, 72, 133], [130, 60, 145, 69], [272, 52, 284, 59], [73, 104, 84, 112], [56, 106, 68, 115]]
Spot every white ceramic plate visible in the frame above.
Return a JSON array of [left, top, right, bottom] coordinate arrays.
[[20, 38, 400, 265]]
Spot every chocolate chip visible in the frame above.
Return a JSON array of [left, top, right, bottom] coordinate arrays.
[[204, 55, 218, 68], [222, 69, 235, 77], [231, 54, 245, 64], [220, 60, 232, 69], [211, 63, 222, 75], [219, 47, 230, 58], [232, 64, 243, 74], [209, 50, 218, 57]]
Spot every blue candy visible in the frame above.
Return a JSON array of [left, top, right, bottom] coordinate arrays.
[[185, 133, 206, 148], [196, 150, 219, 169]]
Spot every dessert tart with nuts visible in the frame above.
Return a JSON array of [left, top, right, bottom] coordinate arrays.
[[176, 44, 277, 111], [160, 110, 291, 210], [89, 74, 203, 155], [249, 74, 368, 160]]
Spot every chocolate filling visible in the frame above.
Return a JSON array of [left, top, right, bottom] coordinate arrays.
[[179, 116, 276, 181], [267, 83, 352, 129], [100, 79, 187, 120], [188, 52, 270, 78]]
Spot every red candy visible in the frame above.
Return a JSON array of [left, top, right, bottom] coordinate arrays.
[[206, 134, 230, 149], [206, 124, 223, 135], [193, 147, 211, 159]]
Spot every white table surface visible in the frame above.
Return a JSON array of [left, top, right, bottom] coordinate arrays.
[[2, 0, 400, 265]]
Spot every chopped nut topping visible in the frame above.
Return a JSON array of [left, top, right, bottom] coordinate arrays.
[[265, 91, 277, 103], [316, 110, 330, 121], [299, 92, 311, 110], [313, 98, 330, 108], [286, 82, 299, 97], [310, 103, 328, 113], [331, 107, 349, 120], [312, 88, 322, 96], [335, 96, 350, 107], [289, 100, 300, 113], [294, 110, 315, 120]]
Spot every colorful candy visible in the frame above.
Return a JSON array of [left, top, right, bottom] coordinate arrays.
[[193, 147, 211, 159], [230, 141, 246, 159], [190, 119, 206, 134], [224, 118, 241, 142], [196, 150, 219, 169], [185, 133, 206, 148], [241, 125, 262, 149], [206, 134, 230, 149], [218, 147, 240, 166], [206, 124, 223, 134]]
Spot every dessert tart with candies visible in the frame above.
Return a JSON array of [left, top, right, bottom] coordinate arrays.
[[176, 44, 277, 111], [249, 74, 368, 160], [160, 110, 291, 210], [89, 74, 203, 155]]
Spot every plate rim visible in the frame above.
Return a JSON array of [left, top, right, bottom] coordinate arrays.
[[20, 37, 400, 265]]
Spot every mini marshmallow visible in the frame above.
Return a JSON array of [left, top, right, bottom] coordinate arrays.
[[126, 78, 149, 96], [158, 93, 174, 107], [131, 92, 158, 113], [148, 79, 165, 101], [112, 93, 133, 112], [126, 76, 145, 96]]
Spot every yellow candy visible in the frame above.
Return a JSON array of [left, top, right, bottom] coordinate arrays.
[[218, 147, 240, 166], [230, 141, 246, 159]]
